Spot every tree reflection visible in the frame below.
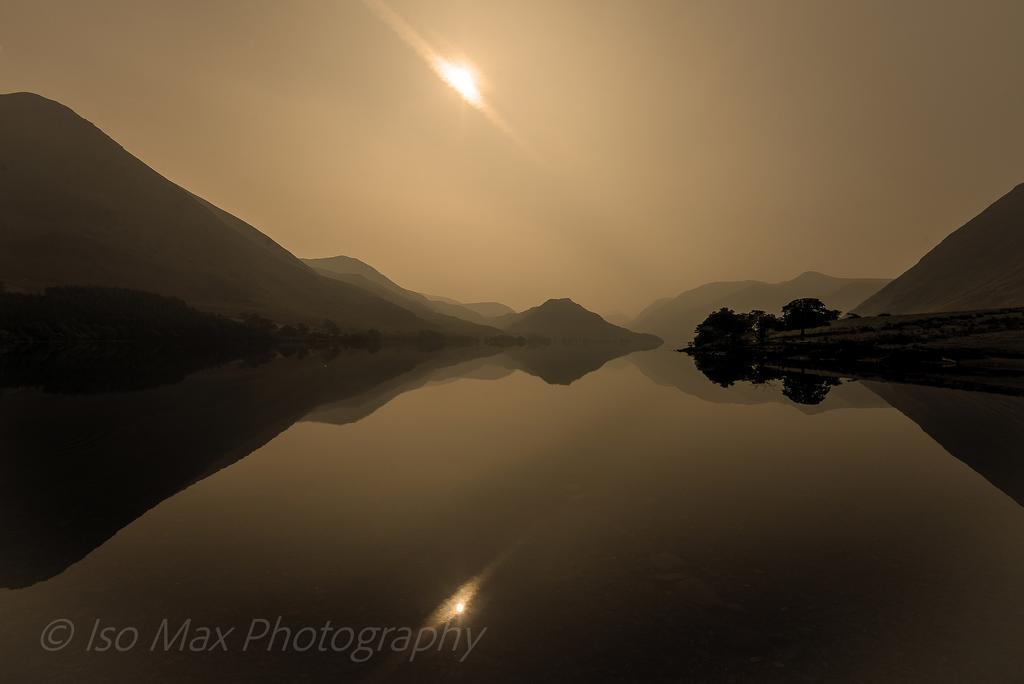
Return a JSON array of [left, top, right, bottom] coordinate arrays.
[[692, 352, 841, 405], [781, 373, 841, 405]]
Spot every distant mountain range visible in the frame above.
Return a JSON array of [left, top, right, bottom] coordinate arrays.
[[1, 92, 649, 343], [12, 90, 1015, 343], [634, 182, 1024, 338], [304, 257, 653, 346], [854, 184, 1024, 315], [0, 92, 499, 335], [303, 255, 514, 326], [632, 272, 890, 345]]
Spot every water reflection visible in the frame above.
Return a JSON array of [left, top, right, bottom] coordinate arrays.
[[864, 381, 1024, 507], [0, 342, 640, 589], [1, 346, 1022, 681], [646, 348, 1024, 506], [689, 351, 843, 406], [630, 349, 889, 413]]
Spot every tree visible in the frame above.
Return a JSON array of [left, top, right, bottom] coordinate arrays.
[[781, 298, 840, 337], [693, 307, 754, 349], [748, 309, 781, 345]]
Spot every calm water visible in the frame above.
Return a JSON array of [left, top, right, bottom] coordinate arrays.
[[1, 346, 1022, 682]]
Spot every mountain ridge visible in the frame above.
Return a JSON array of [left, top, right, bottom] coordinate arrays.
[[0, 92, 491, 336], [302, 254, 514, 327], [633, 272, 890, 345], [854, 184, 1024, 315]]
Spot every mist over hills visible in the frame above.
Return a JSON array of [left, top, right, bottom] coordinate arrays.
[[13, 89, 1018, 345], [633, 272, 890, 345], [855, 184, 1024, 315], [452, 301, 516, 318], [303, 255, 514, 326], [0, 92, 664, 344], [0, 92, 494, 336]]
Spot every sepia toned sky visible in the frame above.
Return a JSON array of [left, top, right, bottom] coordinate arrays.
[[2, 0, 1023, 315]]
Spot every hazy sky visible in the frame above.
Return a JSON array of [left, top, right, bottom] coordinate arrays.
[[2, 0, 1022, 314]]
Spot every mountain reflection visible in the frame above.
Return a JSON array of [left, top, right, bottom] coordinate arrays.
[[2, 345, 1024, 682], [863, 382, 1024, 507], [0, 341, 637, 588], [630, 349, 888, 413], [645, 350, 1024, 507], [2, 344, 1022, 594], [0, 346, 471, 588]]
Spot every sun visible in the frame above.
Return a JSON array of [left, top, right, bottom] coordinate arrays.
[[436, 60, 482, 107]]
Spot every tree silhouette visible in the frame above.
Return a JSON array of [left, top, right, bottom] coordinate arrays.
[[693, 307, 753, 348], [781, 298, 840, 337], [749, 309, 781, 344]]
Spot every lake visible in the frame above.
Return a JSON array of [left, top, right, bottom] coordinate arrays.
[[1, 345, 1022, 682]]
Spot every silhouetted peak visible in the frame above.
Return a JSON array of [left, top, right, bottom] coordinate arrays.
[[0, 91, 84, 122], [510, 298, 609, 327], [540, 297, 582, 308], [528, 298, 600, 319], [790, 270, 833, 283], [0, 91, 122, 158], [308, 254, 371, 268], [503, 296, 659, 346], [305, 254, 386, 278], [2, 91, 60, 104]]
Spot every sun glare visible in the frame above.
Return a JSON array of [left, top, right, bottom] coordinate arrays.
[[437, 60, 482, 106]]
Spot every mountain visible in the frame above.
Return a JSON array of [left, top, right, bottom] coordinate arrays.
[[458, 301, 516, 318], [854, 184, 1024, 315], [497, 298, 661, 346], [0, 92, 491, 336], [633, 272, 890, 345], [303, 254, 401, 293], [303, 254, 514, 326], [602, 311, 633, 327]]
